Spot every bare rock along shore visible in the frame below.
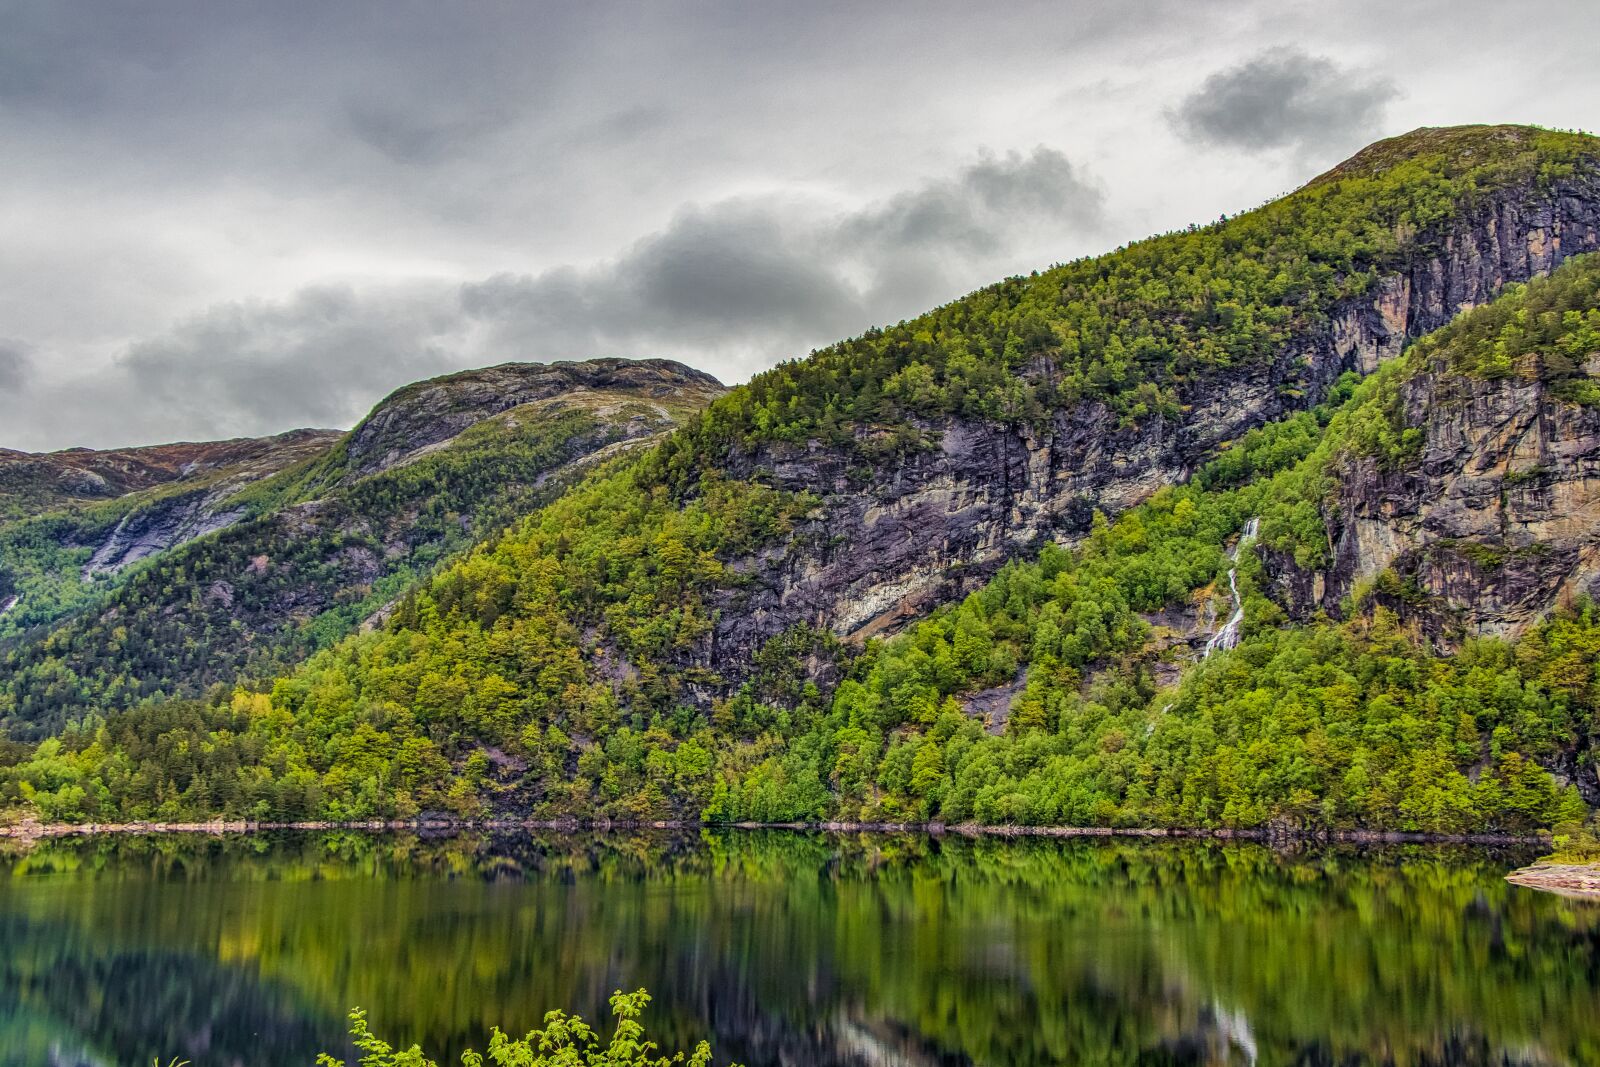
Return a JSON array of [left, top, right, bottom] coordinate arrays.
[[1506, 863, 1600, 900]]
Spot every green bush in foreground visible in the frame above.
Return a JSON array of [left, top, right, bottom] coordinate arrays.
[[318, 990, 740, 1067]]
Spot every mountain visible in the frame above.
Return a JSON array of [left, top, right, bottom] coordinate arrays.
[[0, 430, 343, 524], [0, 429, 343, 629], [4, 125, 1600, 835], [0, 358, 724, 738]]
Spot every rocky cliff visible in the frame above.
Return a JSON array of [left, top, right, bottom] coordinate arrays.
[[1268, 292, 1600, 644], [702, 128, 1600, 673]]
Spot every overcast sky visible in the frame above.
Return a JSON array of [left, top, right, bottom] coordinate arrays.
[[2, 0, 1597, 451]]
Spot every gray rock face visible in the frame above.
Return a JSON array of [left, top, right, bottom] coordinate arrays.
[[701, 168, 1600, 676], [1275, 363, 1600, 642], [342, 358, 724, 480], [85, 491, 247, 576]]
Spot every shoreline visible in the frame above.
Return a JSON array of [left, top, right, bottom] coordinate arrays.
[[1505, 862, 1600, 900], [0, 815, 1552, 848]]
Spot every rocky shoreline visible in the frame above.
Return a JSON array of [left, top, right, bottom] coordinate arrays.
[[1505, 863, 1600, 900], [0, 815, 1551, 847]]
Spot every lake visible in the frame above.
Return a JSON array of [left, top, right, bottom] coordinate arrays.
[[0, 830, 1595, 1066]]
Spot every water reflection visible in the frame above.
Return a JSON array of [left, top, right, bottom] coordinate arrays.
[[0, 831, 1595, 1066]]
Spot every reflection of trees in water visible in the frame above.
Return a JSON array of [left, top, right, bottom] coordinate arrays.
[[0, 831, 1597, 1066], [0, 916, 338, 1065]]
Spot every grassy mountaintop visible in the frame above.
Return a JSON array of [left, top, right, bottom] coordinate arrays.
[[0, 429, 341, 523]]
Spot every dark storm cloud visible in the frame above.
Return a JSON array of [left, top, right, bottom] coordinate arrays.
[[1170, 47, 1399, 154]]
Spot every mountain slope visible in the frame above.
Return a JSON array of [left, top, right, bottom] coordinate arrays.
[[4, 126, 1600, 831], [0, 429, 345, 640], [748, 254, 1600, 831], [0, 430, 342, 524], [670, 125, 1600, 658], [0, 359, 723, 738]]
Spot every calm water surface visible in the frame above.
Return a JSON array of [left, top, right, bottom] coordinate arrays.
[[0, 830, 1596, 1066]]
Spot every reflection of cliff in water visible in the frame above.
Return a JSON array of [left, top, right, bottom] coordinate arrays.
[[0, 831, 1595, 1067]]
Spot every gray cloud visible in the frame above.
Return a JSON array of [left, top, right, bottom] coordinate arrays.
[[2, 1, 1596, 449], [842, 148, 1101, 255], [0, 147, 1104, 448], [461, 147, 1105, 377], [114, 286, 463, 437], [1170, 47, 1398, 154]]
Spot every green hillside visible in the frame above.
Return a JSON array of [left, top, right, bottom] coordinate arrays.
[[0, 359, 723, 739], [4, 126, 1600, 834]]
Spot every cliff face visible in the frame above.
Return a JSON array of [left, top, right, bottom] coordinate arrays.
[[1271, 359, 1600, 642], [702, 159, 1600, 670]]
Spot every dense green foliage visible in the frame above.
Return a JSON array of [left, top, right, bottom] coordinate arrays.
[[4, 126, 1600, 833], [0, 433, 341, 640], [0, 509, 122, 636], [0, 396, 693, 740], [320, 991, 736, 1067], [0, 467, 816, 820]]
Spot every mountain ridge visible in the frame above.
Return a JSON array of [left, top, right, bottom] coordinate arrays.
[[5, 126, 1600, 835]]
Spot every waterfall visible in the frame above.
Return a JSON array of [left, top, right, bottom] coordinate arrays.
[[1204, 518, 1259, 658], [0, 594, 16, 617]]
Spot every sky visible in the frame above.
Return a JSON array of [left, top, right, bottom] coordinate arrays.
[[2, 0, 1597, 451]]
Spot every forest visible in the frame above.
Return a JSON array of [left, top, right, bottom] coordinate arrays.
[[2, 126, 1599, 837]]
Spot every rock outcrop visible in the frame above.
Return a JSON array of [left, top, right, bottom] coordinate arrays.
[[1271, 359, 1600, 642], [340, 358, 724, 480], [702, 144, 1600, 671]]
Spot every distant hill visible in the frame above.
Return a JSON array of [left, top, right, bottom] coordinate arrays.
[[0, 358, 723, 736]]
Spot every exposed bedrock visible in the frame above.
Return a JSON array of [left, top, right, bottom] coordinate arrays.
[[705, 172, 1600, 671]]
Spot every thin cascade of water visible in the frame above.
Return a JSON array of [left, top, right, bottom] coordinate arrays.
[[1204, 518, 1259, 658]]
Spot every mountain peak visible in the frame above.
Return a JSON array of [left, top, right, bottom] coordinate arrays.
[[1305, 123, 1599, 189], [342, 357, 727, 481]]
